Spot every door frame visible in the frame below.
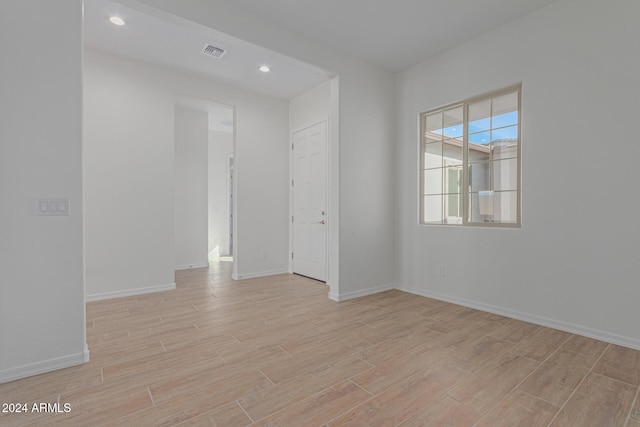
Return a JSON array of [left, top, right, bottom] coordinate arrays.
[[289, 120, 329, 281]]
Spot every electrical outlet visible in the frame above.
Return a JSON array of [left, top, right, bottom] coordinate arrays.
[[436, 265, 445, 277], [260, 250, 267, 259]]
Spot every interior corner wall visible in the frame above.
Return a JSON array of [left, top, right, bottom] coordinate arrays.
[[395, 0, 640, 348], [84, 49, 289, 292], [0, 0, 86, 382], [208, 130, 234, 257], [336, 68, 396, 299], [175, 107, 209, 269]]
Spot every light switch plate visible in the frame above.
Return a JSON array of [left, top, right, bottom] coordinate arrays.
[[35, 198, 70, 216]]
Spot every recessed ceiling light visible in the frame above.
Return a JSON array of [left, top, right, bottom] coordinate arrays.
[[259, 65, 270, 73], [109, 16, 125, 26]]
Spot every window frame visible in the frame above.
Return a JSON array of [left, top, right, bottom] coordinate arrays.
[[419, 84, 522, 228]]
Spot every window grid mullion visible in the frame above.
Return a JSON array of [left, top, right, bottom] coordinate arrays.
[[441, 114, 445, 224], [463, 102, 469, 226]]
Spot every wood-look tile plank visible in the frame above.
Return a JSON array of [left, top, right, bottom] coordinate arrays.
[[593, 344, 640, 386], [630, 391, 640, 421], [488, 318, 541, 344], [447, 335, 514, 373], [160, 330, 239, 352], [518, 348, 594, 406], [250, 381, 371, 427], [260, 339, 371, 384], [106, 379, 264, 427], [397, 396, 481, 427], [550, 373, 636, 427], [126, 320, 198, 340], [101, 343, 224, 383], [359, 310, 428, 329], [154, 369, 272, 411], [510, 327, 572, 362], [412, 300, 468, 323], [149, 355, 282, 405], [328, 368, 459, 427], [53, 383, 153, 426], [86, 328, 131, 346], [308, 307, 382, 331], [429, 308, 484, 333], [89, 313, 164, 335], [430, 308, 507, 335], [231, 317, 321, 343], [352, 345, 450, 395], [215, 342, 292, 366], [432, 316, 508, 350], [354, 328, 441, 366], [447, 351, 540, 413], [239, 356, 372, 421], [173, 402, 252, 426], [474, 389, 559, 427], [88, 337, 166, 365], [279, 322, 375, 355], [560, 334, 608, 362], [357, 320, 427, 346]]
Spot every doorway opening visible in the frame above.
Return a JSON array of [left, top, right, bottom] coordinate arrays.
[[225, 155, 234, 260], [172, 96, 235, 269], [206, 103, 235, 265]]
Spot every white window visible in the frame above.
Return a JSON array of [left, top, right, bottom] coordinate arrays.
[[420, 85, 521, 227]]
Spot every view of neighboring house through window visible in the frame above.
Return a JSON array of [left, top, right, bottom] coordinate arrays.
[[420, 85, 521, 226]]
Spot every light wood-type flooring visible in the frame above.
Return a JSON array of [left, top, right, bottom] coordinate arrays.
[[2, 261, 640, 426]]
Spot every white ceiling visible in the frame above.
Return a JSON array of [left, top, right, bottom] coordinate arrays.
[[84, 0, 558, 105], [229, 0, 558, 71], [83, 0, 333, 101]]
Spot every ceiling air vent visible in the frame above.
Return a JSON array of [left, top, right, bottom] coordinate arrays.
[[202, 44, 227, 59]]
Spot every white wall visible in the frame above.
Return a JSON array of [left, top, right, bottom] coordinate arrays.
[[0, 0, 87, 382], [175, 107, 209, 269], [84, 49, 290, 293], [395, 0, 640, 349], [290, 80, 330, 132], [84, 50, 176, 300], [140, 0, 397, 299], [337, 70, 395, 299], [208, 130, 234, 257]]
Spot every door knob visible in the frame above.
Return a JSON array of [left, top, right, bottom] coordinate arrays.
[[317, 220, 326, 225]]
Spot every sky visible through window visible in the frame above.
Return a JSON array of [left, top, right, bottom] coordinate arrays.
[[432, 111, 518, 145]]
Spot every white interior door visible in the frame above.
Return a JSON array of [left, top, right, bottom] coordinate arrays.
[[292, 121, 327, 281]]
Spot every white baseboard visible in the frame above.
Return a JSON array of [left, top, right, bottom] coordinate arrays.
[[85, 283, 176, 302], [399, 287, 640, 351], [0, 346, 90, 384], [329, 283, 395, 302], [234, 269, 289, 280], [175, 262, 209, 271]]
